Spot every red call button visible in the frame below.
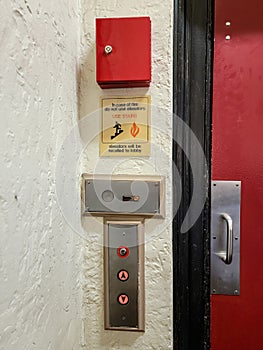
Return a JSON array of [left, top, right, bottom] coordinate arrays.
[[118, 270, 129, 282], [117, 246, 130, 258], [118, 294, 129, 305]]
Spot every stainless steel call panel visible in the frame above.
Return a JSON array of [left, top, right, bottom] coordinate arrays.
[[83, 175, 164, 218], [104, 219, 145, 331], [81, 174, 164, 332]]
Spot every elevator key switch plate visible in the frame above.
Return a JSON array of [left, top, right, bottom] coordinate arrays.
[[83, 175, 164, 218]]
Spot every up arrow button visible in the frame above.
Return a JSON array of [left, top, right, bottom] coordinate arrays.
[[118, 270, 129, 282]]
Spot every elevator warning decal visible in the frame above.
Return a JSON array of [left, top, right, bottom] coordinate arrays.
[[100, 96, 151, 157]]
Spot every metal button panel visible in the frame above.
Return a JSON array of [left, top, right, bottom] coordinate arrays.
[[104, 219, 145, 331]]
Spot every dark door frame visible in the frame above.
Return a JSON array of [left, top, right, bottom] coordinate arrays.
[[173, 0, 214, 349]]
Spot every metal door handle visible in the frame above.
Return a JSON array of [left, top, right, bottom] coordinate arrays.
[[211, 181, 240, 295], [221, 213, 233, 265]]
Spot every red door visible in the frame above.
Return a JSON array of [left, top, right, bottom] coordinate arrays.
[[211, 0, 263, 349]]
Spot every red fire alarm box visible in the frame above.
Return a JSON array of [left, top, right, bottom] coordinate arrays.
[[96, 17, 151, 89]]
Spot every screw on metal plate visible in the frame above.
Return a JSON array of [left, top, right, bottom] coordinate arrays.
[[234, 290, 239, 295], [212, 289, 216, 293], [104, 45, 113, 54]]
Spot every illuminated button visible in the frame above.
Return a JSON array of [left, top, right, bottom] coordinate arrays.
[[117, 246, 130, 258], [118, 270, 129, 282], [120, 248, 127, 256], [118, 294, 129, 305]]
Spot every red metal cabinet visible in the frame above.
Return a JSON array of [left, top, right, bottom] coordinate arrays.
[[96, 17, 151, 89]]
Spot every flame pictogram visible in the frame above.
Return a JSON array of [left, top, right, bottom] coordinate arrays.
[[130, 122, 140, 138]]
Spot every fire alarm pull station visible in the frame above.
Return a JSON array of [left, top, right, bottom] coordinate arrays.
[[96, 17, 151, 89], [82, 174, 164, 332]]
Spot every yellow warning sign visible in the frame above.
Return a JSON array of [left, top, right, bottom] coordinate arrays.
[[100, 96, 151, 157]]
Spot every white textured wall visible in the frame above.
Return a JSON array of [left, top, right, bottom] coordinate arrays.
[[0, 1, 174, 349], [80, 1, 174, 349], [0, 1, 83, 349]]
